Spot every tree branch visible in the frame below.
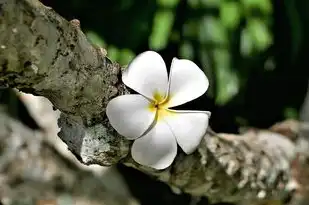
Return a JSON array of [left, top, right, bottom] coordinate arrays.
[[0, 102, 136, 205], [0, 0, 303, 203]]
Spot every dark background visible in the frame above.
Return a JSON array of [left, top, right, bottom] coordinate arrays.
[[22, 0, 309, 204], [41, 0, 309, 133]]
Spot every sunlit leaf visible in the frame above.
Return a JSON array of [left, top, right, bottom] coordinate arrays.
[[188, 0, 199, 8], [107, 45, 120, 62], [200, 0, 222, 7], [149, 10, 174, 50], [213, 49, 239, 105], [199, 16, 227, 44], [240, 28, 254, 56], [157, 0, 180, 7], [220, 2, 241, 29], [179, 41, 194, 59], [247, 18, 272, 51], [241, 0, 272, 14], [118, 49, 135, 65], [85, 31, 106, 47]]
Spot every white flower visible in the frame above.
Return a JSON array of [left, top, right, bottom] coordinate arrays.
[[106, 51, 211, 170]]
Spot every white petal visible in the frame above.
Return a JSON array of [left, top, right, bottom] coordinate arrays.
[[122, 51, 168, 101], [106, 94, 155, 140], [131, 121, 177, 169], [164, 110, 210, 154], [167, 58, 209, 107]]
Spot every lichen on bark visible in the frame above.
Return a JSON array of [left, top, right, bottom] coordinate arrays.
[[0, 0, 130, 165]]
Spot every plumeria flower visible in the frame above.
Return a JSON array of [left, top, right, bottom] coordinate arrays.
[[106, 51, 211, 170]]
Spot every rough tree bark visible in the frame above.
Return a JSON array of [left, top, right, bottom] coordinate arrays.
[[0, 0, 308, 204], [0, 100, 137, 205]]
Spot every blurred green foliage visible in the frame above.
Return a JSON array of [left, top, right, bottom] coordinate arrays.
[[43, 0, 309, 129]]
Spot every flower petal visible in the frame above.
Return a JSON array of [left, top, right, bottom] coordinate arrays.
[[131, 121, 177, 169], [106, 94, 155, 140], [122, 51, 168, 101], [167, 58, 209, 107], [164, 109, 210, 154]]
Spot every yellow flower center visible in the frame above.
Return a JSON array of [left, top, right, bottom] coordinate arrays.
[[148, 91, 174, 121]]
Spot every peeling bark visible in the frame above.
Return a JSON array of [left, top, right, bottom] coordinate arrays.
[[0, 0, 306, 204]]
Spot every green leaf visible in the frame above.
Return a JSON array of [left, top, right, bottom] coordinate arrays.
[[240, 28, 254, 56], [149, 10, 174, 50], [213, 49, 239, 105], [85, 31, 106, 47], [284, 107, 298, 119], [118, 49, 135, 65], [188, 0, 200, 8], [247, 18, 272, 51], [107, 45, 120, 62], [241, 0, 272, 15], [199, 16, 227, 44], [157, 0, 180, 7], [200, 0, 222, 7], [179, 41, 194, 59], [220, 2, 241, 29]]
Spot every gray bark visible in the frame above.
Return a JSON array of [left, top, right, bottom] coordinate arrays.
[[0, 103, 136, 205], [0, 0, 307, 204]]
